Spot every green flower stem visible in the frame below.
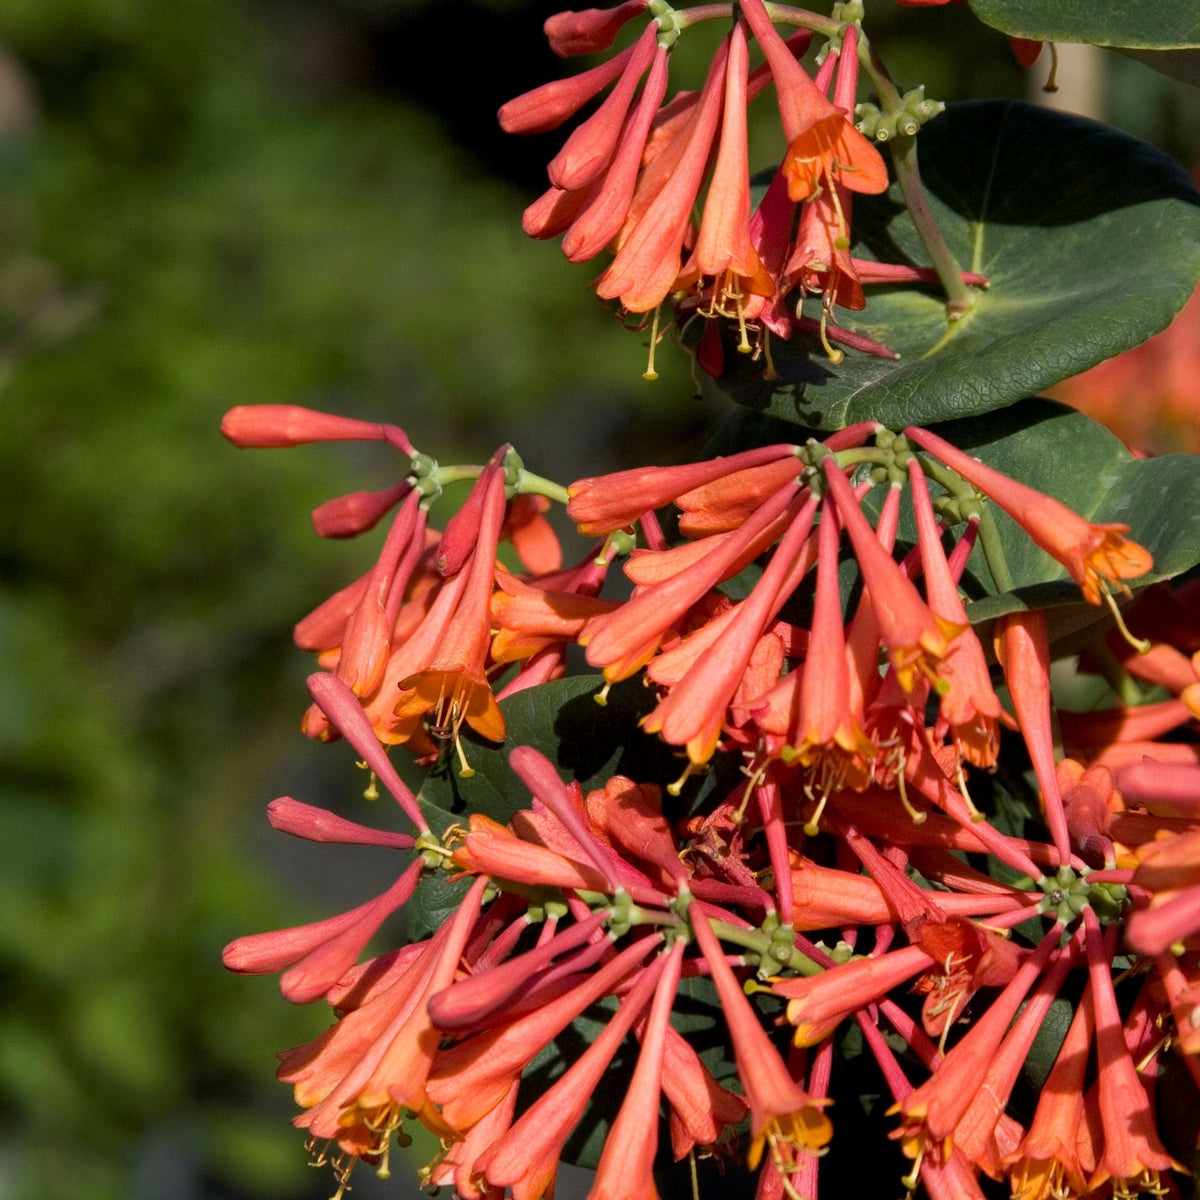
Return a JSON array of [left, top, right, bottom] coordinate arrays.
[[706, 918, 772, 957], [627, 905, 685, 928], [763, 2, 841, 38], [431, 464, 483, 488], [1084, 635, 1146, 708], [516, 471, 571, 506], [916, 454, 975, 501], [832, 448, 893, 469], [977, 506, 1016, 595], [854, 35, 975, 317], [675, 4, 733, 29], [889, 136, 975, 317]]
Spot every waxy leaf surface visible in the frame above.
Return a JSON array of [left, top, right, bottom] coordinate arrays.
[[967, 0, 1200, 47], [711, 102, 1200, 431]]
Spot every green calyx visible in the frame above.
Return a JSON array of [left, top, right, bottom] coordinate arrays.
[[857, 86, 945, 142], [648, 0, 682, 49], [1037, 865, 1129, 925]]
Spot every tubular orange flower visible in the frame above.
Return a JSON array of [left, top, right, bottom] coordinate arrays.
[[909, 461, 1002, 768], [785, 496, 877, 791], [641, 491, 818, 765], [500, 39, 640, 135], [595, 36, 728, 313], [740, 0, 888, 203], [567, 443, 799, 536], [691, 909, 832, 1169], [393, 462, 509, 755], [546, 23, 658, 191], [582, 478, 800, 681], [1082, 910, 1178, 1193], [544, 1, 650, 58], [905, 425, 1154, 604], [823, 458, 962, 691], [676, 20, 775, 338], [476, 953, 665, 1200], [559, 44, 671, 263], [426, 934, 662, 1131], [591, 940, 685, 1200]]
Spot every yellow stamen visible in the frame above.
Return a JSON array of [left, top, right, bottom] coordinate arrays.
[[1102, 585, 1152, 654], [668, 759, 706, 796], [762, 328, 777, 381], [643, 305, 662, 381], [817, 303, 844, 365], [1044, 42, 1060, 93], [454, 732, 475, 779]]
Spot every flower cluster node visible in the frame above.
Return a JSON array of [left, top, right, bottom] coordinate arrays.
[[224, 361, 1192, 1200], [858, 87, 946, 145], [1036, 866, 1129, 925]]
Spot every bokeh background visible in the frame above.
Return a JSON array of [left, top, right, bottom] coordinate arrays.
[[1, 3, 1198, 1198]]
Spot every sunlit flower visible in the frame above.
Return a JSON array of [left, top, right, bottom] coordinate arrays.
[[905, 425, 1154, 604]]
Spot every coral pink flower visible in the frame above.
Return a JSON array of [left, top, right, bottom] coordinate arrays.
[[223, 859, 422, 1003], [567, 443, 798, 536], [452, 813, 612, 894], [547, 23, 659, 191], [1127, 827, 1200, 953], [334, 489, 424, 698], [500, 40, 640, 135], [591, 940, 685, 1200], [1083, 909, 1177, 1192], [1004, 989, 1094, 1200], [393, 464, 508, 753], [775, 944, 936, 1046], [676, 22, 775, 328], [641, 492, 818, 764], [823, 458, 961, 691], [785, 497, 877, 791], [740, 0, 888, 203], [905, 425, 1153, 604], [595, 37, 728, 312], [582, 478, 801, 681], [477, 952, 665, 1200], [544, 1, 650, 57], [220, 403, 409, 450], [427, 935, 662, 1131], [660, 1023, 749, 1158], [560, 46, 671, 263], [691, 908, 832, 1168], [996, 611, 1074, 863], [909, 461, 1002, 767]]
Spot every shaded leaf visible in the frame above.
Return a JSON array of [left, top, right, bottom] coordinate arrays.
[[968, 0, 1200, 49], [708, 102, 1200, 431]]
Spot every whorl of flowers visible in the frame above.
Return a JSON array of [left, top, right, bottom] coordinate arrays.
[[221, 398, 1200, 1200]]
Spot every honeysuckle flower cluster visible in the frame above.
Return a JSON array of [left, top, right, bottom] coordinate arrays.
[[504, 0, 990, 374], [224, 397, 1200, 1200]]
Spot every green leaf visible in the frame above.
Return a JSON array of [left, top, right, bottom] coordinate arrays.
[[708, 101, 1200, 431], [967, 0, 1200, 48], [1021, 996, 1074, 1092]]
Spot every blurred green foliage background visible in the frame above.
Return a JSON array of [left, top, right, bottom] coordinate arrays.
[[0, 2, 1196, 1198]]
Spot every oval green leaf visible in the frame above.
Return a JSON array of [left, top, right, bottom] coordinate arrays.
[[967, 0, 1200, 48], [708, 101, 1200, 432]]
